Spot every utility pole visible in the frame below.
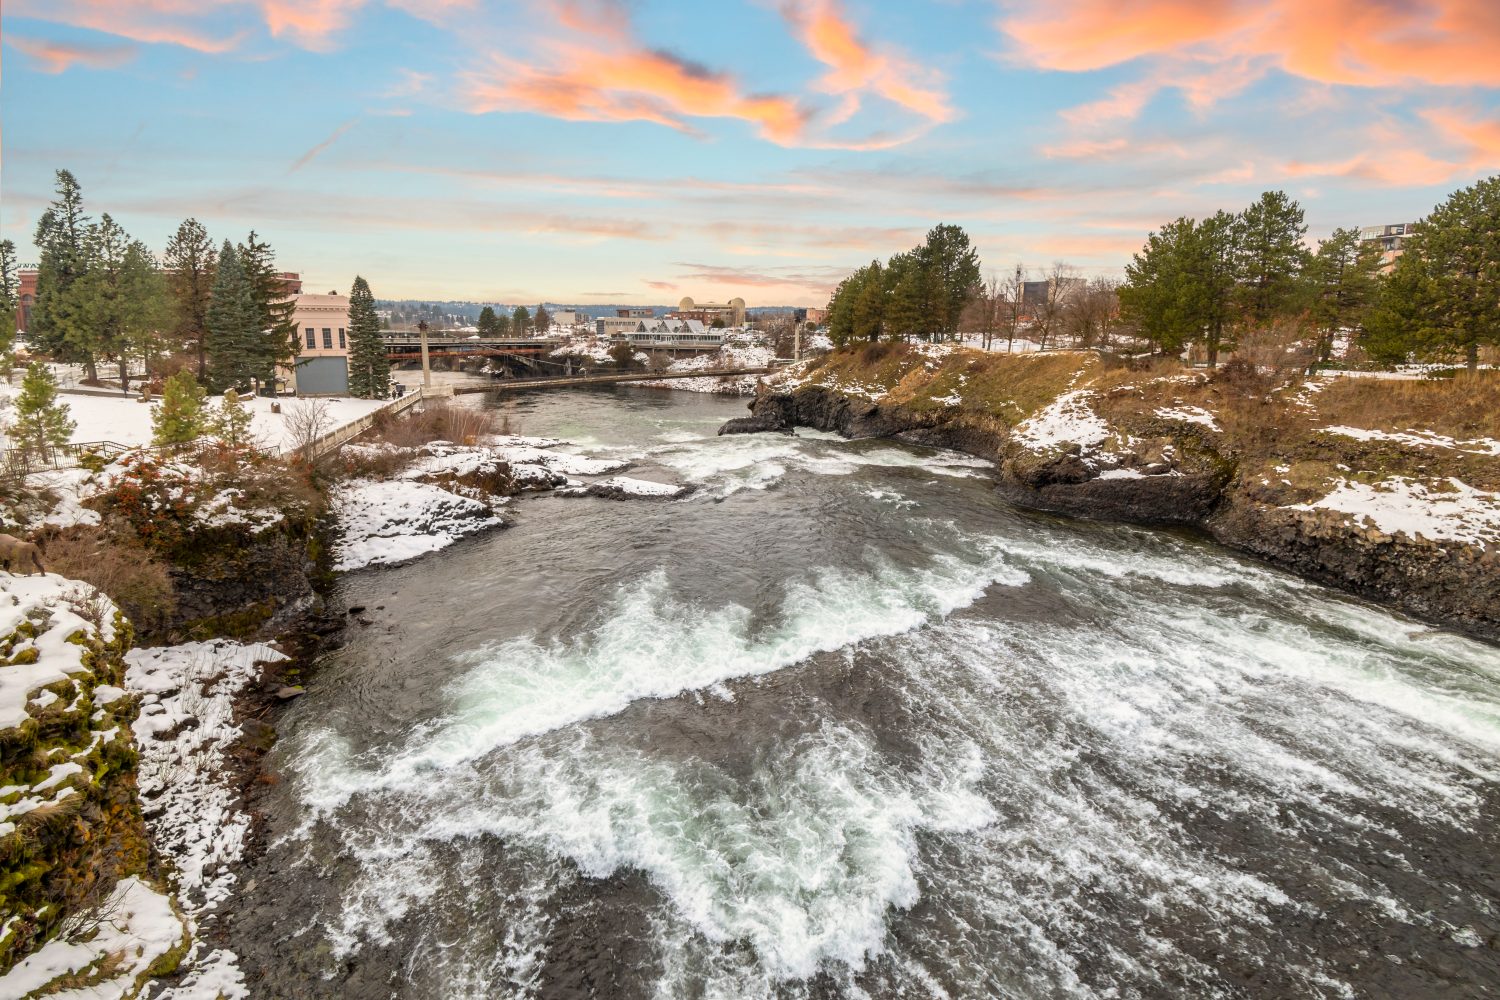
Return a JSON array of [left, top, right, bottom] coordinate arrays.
[[418, 319, 432, 389]]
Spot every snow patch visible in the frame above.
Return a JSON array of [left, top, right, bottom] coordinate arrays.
[[1288, 477, 1500, 548], [331, 479, 502, 571]]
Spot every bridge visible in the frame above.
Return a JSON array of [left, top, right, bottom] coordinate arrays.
[[445, 367, 776, 395]]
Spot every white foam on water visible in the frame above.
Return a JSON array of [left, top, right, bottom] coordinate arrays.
[[296, 543, 1029, 814], [307, 724, 995, 988], [647, 433, 991, 496]]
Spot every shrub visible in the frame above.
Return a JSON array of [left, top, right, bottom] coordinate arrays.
[[152, 371, 206, 447], [38, 526, 175, 638]]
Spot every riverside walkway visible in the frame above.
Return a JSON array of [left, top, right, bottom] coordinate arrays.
[[447, 367, 776, 395]]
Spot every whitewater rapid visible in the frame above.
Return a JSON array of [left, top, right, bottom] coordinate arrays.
[[231, 389, 1500, 999]]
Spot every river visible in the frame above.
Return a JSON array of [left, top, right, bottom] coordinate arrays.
[[229, 387, 1500, 999]]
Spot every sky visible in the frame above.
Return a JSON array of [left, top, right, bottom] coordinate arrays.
[[2, 0, 1498, 307]]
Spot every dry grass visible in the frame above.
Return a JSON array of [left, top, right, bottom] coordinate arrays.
[[1308, 373, 1500, 441], [36, 526, 175, 638], [369, 400, 498, 449]]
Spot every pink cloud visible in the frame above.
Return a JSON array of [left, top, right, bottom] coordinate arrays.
[[7, 35, 138, 73]]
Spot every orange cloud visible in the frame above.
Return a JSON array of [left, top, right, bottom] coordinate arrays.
[[782, 0, 954, 125], [1282, 109, 1500, 187], [1001, 0, 1500, 89], [464, 31, 810, 145], [259, 0, 367, 50], [7, 36, 138, 73]]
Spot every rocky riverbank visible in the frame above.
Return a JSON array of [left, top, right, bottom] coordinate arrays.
[[723, 344, 1500, 639]]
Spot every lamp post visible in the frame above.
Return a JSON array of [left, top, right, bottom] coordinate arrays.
[[418, 319, 431, 390]]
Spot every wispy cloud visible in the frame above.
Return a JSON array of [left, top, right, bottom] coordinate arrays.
[[290, 118, 358, 172], [7, 35, 138, 73]]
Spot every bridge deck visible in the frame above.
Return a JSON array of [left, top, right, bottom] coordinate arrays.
[[447, 367, 775, 394]]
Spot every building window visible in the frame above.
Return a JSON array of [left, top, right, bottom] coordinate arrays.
[[322, 328, 333, 349], [305, 328, 316, 349], [338, 328, 346, 349]]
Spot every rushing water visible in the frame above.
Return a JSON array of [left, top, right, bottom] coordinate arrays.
[[230, 388, 1500, 999]]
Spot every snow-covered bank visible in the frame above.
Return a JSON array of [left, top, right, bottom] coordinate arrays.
[[121, 640, 289, 1000], [331, 479, 503, 571], [0, 877, 187, 1000], [635, 343, 777, 395], [0, 389, 387, 453]]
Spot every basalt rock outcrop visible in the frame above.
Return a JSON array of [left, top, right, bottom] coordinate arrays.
[[723, 385, 1500, 640]]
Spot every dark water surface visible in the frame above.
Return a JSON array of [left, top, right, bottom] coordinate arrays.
[[231, 388, 1500, 999]]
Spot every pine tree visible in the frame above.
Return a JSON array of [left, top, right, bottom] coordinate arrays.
[[1234, 190, 1310, 328], [1308, 227, 1385, 365], [884, 253, 925, 340], [208, 388, 254, 447], [0, 240, 17, 382], [1120, 217, 1200, 356], [921, 224, 981, 340], [512, 305, 531, 337], [152, 370, 207, 446], [12, 362, 76, 452], [347, 275, 389, 399], [76, 214, 168, 392], [163, 218, 217, 381], [477, 306, 499, 336], [1398, 175, 1500, 372], [205, 242, 263, 391], [494, 311, 512, 337], [533, 304, 550, 335], [31, 170, 98, 380], [239, 231, 298, 393]]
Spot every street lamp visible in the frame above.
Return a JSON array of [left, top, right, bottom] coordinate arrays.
[[418, 319, 431, 390]]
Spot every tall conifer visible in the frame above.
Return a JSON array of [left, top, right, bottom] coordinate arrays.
[[347, 276, 389, 399]]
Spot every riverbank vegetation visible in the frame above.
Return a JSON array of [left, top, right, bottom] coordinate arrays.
[[821, 175, 1499, 376]]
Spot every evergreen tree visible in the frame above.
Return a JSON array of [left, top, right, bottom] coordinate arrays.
[[920, 223, 982, 340], [1363, 250, 1434, 366], [884, 253, 925, 340], [477, 305, 499, 336], [152, 370, 207, 446], [0, 240, 17, 382], [494, 311, 512, 337], [534, 304, 550, 334], [1234, 190, 1310, 327], [163, 218, 217, 380], [1307, 227, 1385, 365], [347, 275, 390, 399], [208, 388, 254, 447], [239, 231, 298, 393], [1396, 175, 1500, 372], [12, 362, 75, 452], [512, 305, 531, 337], [205, 242, 263, 391], [1188, 211, 1238, 368], [1120, 218, 1199, 355], [30, 169, 98, 379], [76, 214, 168, 392]]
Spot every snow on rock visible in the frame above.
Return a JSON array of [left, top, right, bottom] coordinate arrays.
[[1319, 425, 1500, 456], [636, 342, 776, 395], [1154, 406, 1221, 432], [0, 574, 118, 731], [122, 639, 283, 1000], [28, 467, 103, 529], [0, 876, 187, 1000], [331, 479, 502, 571], [1012, 391, 1111, 452], [589, 476, 687, 499], [1288, 477, 1500, 548]]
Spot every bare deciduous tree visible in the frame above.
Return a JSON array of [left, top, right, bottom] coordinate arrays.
[[1033, 262, 1081, 351], [282, 397, 333, 466], [1000, 264, 1027, 354]]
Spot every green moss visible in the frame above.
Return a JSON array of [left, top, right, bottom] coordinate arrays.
[[181, 596, 278, 642]]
